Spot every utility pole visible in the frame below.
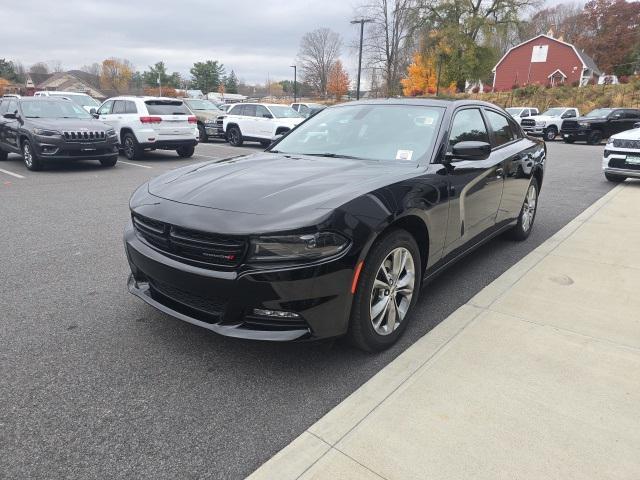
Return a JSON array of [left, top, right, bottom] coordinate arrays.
[[290, 65, 297, 102], [351, 18, 373, 100]]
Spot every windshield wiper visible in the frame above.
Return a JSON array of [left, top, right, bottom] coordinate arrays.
[[25, 116, 41, 118], [303, 153, 366, 160]]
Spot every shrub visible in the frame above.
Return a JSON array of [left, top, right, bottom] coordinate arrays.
[[619, 75, 629, 84], [484, 86, 493, 93], [511, 83, 520, 90], [471, 86, 480, 94], [571, 80, 580, 87]]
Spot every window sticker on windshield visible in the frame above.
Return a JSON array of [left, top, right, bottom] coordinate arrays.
[[415, 116, 434, 126], [396, 150, 414, 161]]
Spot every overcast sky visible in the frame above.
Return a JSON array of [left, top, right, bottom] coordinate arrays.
[[1, 0, 577, 85]]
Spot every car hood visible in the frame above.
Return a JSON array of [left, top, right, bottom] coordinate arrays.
[[29, 118, 111, 131], [532, 115, 557, 122], [611, 127, 640, 140], [193, 110, 222, 122], [148, 152, 416, 215], [575, 116, 606, 123]]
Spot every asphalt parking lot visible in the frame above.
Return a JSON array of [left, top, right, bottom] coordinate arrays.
[[1, 140, 615, 479]]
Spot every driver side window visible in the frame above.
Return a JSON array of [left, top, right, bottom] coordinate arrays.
[[98, 100, 113, 115], [449, 108, 489, 147]]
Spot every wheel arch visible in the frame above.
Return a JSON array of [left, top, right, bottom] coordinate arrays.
[[119, 127, 135, 143]]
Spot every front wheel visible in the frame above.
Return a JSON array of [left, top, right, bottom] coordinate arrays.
[[544, 127, 557, 141], [605, 172, 626, 183], [587, 130, 602, 145], [100, 156, 118, 167], [227, 126, 243, 146], [0, 149, 7, 161], [177, 145, 195, 158], [348, 230, 421, 352], [22, 140, 42, 171], [509, 178, 539, 241]]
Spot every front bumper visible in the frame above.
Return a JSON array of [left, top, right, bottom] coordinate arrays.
[[522, 125, 545, 135], [602, 151, 640, 178], [34, 136, 118, 161], [205, 124, 225, 138], [124, 223, 356, 341], [560, 129, 589, 140]]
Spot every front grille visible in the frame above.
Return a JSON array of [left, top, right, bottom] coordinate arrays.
[[608, 157, 640, 171], [63, 130, 106, 142], [613, 139, 640, 149], [242, 314, 309, 331], [562, 120, 579, 131], [150, 278, 227, 315], [132, 213, 248, 269], [521, 119, 536, 127]]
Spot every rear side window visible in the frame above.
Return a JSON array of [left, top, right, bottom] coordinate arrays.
[[144, 101, 189, 115], [449, 108, 489, 146], [485, 110, 515, 147], [112, 100, 126, 114], [125, 101, 137, 114]]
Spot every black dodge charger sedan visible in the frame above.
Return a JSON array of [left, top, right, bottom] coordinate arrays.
[[125, 99, 545, 351], [0, 97, 118, 170]]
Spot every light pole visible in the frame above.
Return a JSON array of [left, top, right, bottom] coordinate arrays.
[[351, 18, 373, 100], [290, 65, 297, 102]]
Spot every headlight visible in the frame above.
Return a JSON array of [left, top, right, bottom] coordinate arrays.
[[33, 128, 61, 137], [606, 138, 614, 146], [249, 232, 349, 263], [535, 121, 546, 127], [106, 128, 117, 137]]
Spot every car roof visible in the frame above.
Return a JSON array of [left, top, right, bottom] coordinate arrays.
[[330, 98, 505, 110], [106, 96, 185, 102], [234, 103, 293, 108], [16, 97, 71, 102], [38, 91, 90, 95]]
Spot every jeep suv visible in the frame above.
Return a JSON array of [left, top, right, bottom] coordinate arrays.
[[183, 98, 225, 142], [223, 103, 304, 147], [34, 91, 101, 114], [560, 108, 640, 144], [0, 97, 118, 171], [95, 96, 198, 160]]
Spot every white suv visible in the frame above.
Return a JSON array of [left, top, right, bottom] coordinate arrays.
[[34, 91, 100, 113], [95, 96, 198, 160], [223, 103, 304, 147]]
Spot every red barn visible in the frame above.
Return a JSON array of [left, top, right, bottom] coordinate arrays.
[[492, 34, 601, 91]]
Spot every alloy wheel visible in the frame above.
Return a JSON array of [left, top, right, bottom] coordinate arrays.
[[369, 247, 415, 336], [23, 143, 33, 168], [124, 137, 134, 158], [521, 183, 537, 232]]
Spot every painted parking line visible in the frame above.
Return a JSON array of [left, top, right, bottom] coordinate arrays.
[[0, 168, 25, 179], [119, 161, 152, 169], [193, 154, 221, 160]]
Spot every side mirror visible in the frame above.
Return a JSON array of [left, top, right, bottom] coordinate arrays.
[[3, 112, 17, 119], [263, 113, 273, 119], [634, 122, 640, 129], [89, 108, 97, 115], [446, 141, 491, 161]]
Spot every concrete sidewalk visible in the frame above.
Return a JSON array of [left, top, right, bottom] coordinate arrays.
[[248, 182, 640, 480]]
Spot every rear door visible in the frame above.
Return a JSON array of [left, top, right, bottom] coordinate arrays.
[[144, 100, 194, 139], [443, 107, 505, 254], [624, 110, 640, 131], [254, 105, 273, 138], [3, 99, 20, 152], [608, 109, 629, 135]]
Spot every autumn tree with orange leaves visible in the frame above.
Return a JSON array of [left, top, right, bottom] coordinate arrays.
[[327, 60, 349, 101], [401, 53, 437, 97], [100, 58, 133, 93]]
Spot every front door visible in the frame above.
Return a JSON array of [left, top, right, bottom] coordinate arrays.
[[443, 107, 505, 255]]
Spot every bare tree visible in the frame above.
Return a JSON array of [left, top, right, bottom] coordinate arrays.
[[297, 28, 342, 96], [29, 62, 49, 75], [81, 63, 101, 77], [49, 60, 64, 73], [358, 0, 420, 96]]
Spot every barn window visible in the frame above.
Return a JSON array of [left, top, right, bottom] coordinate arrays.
[[531, 45, 548, 63]]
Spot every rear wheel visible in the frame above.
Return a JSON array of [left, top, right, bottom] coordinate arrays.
[[198, 124, 208, 143], [22, 139, 42, 171], [122, 133, 143, 160], [100, 156, 118, 167], [227, 126, 243, 146], [544, 126, 557, 141], [0, 149, 7, 161], [605, 172, 626, 183], [587, 130, 602, 145], [177, 145, 195, 158], [563, 136, 575, 144], [348, 230, 421, 352], [509, 178, 539, 241]]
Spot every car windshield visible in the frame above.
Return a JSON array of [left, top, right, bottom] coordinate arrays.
[[186, 99, 221, 111], [272, 104, 443, 163], [21, 100, 92, 119], [585, 108, 613, 118], [541, 108, 565, 116], [506, 108, 523, 115], [268, 105, 303, 118], [63, 94, 100, 107]]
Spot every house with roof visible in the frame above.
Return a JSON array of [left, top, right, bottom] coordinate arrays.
[[492, 33, 601, 91], [23, 71, 107, 99]]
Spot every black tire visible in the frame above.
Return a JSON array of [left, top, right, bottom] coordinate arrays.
[[99, 156, 118, 167], [122, 132, 144, 160], [227, 125, 243, 146], [563, 136, 575, 144], [348, 229, 421, 352], [544, 126, 557, 141], [22, 139, 42, 171], [198, 124, 208, 143], [587, 130, 602, 145], [0, 149, 7, 161], [177, 146, 195, 158], [509, 178, 539, 241], [605, 172, 626, 183]]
